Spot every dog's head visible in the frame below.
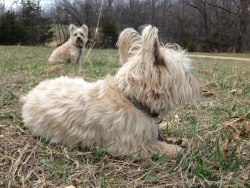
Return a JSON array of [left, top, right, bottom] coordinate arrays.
[[69, 24, 88, 48], [115, 25, 199, 116]]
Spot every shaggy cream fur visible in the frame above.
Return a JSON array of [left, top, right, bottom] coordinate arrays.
[[117, 28, 141, 64], [22, 25, 199, 157], [49, 24, 88, 63]]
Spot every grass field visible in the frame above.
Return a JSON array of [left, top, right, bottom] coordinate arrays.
[[0, 45, 249, 187]]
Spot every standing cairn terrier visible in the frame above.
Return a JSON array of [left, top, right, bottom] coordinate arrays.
[[49, 24, 88, 63], [22, 25, 199, 157]]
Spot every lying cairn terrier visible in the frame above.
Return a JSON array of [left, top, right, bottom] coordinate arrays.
[[49, 24, 88, 63], [22, 25, 199, 157]]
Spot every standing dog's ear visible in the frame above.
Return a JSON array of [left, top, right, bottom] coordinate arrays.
[[69, 24, 77, 34], [81, 24, 88, 33], [141, 25, 164, 66]]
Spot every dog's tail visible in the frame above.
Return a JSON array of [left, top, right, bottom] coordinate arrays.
[[117, 28, 141, 65]]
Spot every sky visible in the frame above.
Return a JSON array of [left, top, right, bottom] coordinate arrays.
[[3, 0, 51, 10]]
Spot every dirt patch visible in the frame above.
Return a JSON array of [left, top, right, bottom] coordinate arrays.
[[189, 55, 250, 62]]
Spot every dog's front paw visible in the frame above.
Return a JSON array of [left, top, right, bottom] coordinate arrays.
[[147, 141, 182, 157]]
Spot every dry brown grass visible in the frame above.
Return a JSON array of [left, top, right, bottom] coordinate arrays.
[[0, 45, 249, 187]]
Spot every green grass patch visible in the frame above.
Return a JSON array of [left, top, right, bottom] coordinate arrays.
[[0, 45, 249, 187]]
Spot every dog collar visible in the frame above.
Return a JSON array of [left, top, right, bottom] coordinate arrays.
[[127, 96, 159, 118], [116, 84, 159, 118]]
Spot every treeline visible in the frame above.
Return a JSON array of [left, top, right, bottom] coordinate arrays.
[[0, 0, 53, 45], [1, 0, 250, 52]]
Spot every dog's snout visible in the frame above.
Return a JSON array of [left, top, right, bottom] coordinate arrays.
[[77, 37, 83, 42]]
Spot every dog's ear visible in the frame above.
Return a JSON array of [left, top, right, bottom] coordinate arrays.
[[117, 28, 141, 65], [69, 24, 77, 34], [81, 24, 88, 33], [141, 25, 164, 66], [153, 40, 165, 66]]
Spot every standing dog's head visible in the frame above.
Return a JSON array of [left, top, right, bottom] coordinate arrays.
[[69, 24, 88, 48], [115, 25, 199, 117]]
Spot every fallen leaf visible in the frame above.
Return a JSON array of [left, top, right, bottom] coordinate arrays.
[[229, 89, 237, 95], [159, 121, 167, 130], [203, 68, 209, 75], [201, 88, 215, 96], [175, 114, 180, 121]]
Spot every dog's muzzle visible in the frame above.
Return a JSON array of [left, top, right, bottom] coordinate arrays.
[[76, 38, 84, 48]]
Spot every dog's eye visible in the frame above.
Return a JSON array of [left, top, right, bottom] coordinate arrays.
[[80, 33, 84, 37], [74, 33, 77, 36]]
